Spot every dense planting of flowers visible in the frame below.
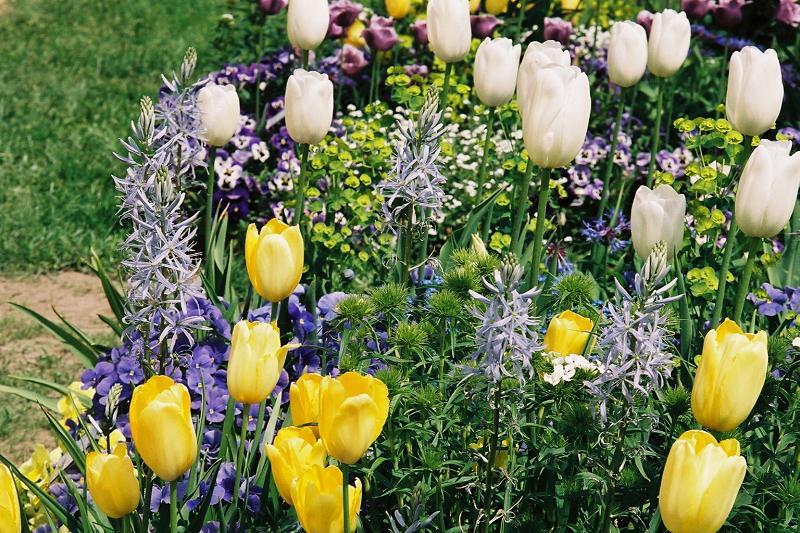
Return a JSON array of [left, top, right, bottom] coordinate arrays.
[[2, 0, 800, 532]]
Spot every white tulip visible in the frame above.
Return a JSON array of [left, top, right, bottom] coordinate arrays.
[[647, 9, 690, 77], [607, 21, 648, 87], [520, 64, 591, 169], [726, 47, 784, 137], [630, 184, 686, 259], [516, 40, 571, 118], [735, 140, 800, 238], [197, 84, 240, 147], [284, 69, 334, 145], [474, 38, 521, 107], [427, 0, 472, 63], [287, 0, 329, 51]]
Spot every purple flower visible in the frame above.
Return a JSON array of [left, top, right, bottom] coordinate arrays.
[[404, 64, 429, 77], [713, 0, 749, 28], [318, 292, 347, 321], [776, 0, 800, 27], [362, 16, 399, 51], [656, 150, 681, 175], [329, 0, 363, 38], [410, 20, 428, 45], [470, 15, 502, 40], [681, 0, 713, 19], [636, 10, 654, 34], [779, 127, 800, 145], [117, 356, 144, 385], [340, 44, 369, 76], [748, 283, 792, 316], [543, 17, 572, 45], [258, 0, 287, 14]]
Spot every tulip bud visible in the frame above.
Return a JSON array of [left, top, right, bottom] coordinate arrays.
[[265, 426, 327, 505], [647, 9, 690, 77], [362, 16, 400, 51], [542, 310, 594, 356], [0, 464, 21, 533], [197, 84, 240, 147], [735, 140, 800, 238], [469, 0, 480, 12], [725, 47, 784, 137], [386, 0, 411, 18], [681, 0, 713, 19], [659, 430, 746, 533], [340, 44, 369, 76], [130, 376, 197, 481], [291, 464, 362, 533], [285, 69, 334, 145], [691, 319, 768, 432], [516, 41, 571, 121], [345, 19, 367, 47], [561, 0, 580, 10], [486, 0, 509, 14], [712, 0, 747, 28], [630, 184, 686, 259], [245, 219, 304, 303], [607, 21, 648, 87], [636, 9, 654, 34], [473, 38, 521, 107], [427, 0, 472, 63], [319, 372, 390, 464], [520, 64, 591, 168], [287, 0, 330, 50], [228, 320, 298, 405], [471, 233, 489, 257], [410, 20, 429, 45], [86, 445, 141, 518], [258, 0, 288, 15], [290, 373, 324, 434], [543, 17, 572, 45], [470, 14, 502, 39]]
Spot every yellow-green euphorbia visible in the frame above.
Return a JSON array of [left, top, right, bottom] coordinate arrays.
[[691, 318, 768, 432], [245, 219, 304, 303], [228, 320, 298, 404], [659, 430, 746, 533], [0, 463, 21, 533], [542, 310, 594, 356], [130, 375, 197, 481], [86, 445, 141, 518], [265, 426, 327, 505], [291, 464, 362, 533], [290, 372, 324, 435], [319, 372, 390, 465]]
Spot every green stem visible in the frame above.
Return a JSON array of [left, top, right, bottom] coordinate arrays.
[[646, 79, 664, 188], [710, 220, 739, 328], [401, 205, 414, 286], [511, 162, 534, 254], [170, 480, 178, 533], [204, 148, 217, 268], [440, 62, 454, 110], [292, 144, 311, 226], [528, 167, 552, 288], [270, 301, 279, 324], [599, 420, 628, 533], [342, 463, 351, 533], [481, 387, 501, 533], [732, 237, 761, 323], [514, 0, 528, 41], [233, 403, 250, 513], [597, 90, 625, 218], [475, 107, 497, 207], [141, 473, 154, 532], [674, 252, 692, 360]]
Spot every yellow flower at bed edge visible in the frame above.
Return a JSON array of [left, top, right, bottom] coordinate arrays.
[[265, 426, 326, 505], [291, 464, 362, 533], [86, 445, 140, 518], [542, 310, 594, 356], [0, 463, 21, 533], [57, 381, 94, 427]]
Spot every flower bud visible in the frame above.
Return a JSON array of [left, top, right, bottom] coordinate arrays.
[[197, 84, 240, 147], [473, 38, 521, 107], [265, 426, 326, 505], [735, 140, 800, 238], [0, 464, 21, 533], [725, 46, 784, 137], [410, 20, 429, 45], [607, 21, 648, 87], [486, 0, 509, 14], [681, 0, 713, 19], [288, 0, 330, 50], [362, 16, 400, 51], [542, 310, 594, 356], [385, 0, 411, 18], [471, 233, 489, 257], [637, 9, 654, 33], [470, 14, 502, 39], [712, 0, 747, 28], [647, 9, 690, 77], [285, 69, 334, 145], [290, 373, 324, 434], [630, 184, 686, 259], [516, 41, 571, 121], [776, 0, 800, 27], [427, 0, 472, 63], [86, 445, 141, 518], [340, 44, 369, 76], [245, 219, 304, 303], [258, 0, 287, 15], [543, 17, 572, 45], [291, 464, 362, 533]]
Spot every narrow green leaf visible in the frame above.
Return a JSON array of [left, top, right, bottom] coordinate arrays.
[[0, 384, 59, 411], [9, 303, 98, 367]]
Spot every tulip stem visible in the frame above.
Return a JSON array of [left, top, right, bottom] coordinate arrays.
[[169, 480, 178, 533], [646, 78, 664, 188], [475, 107, 497, 209], [342, 463, 351, 533], [514, 0, 528, 41], [401, 204, 414, 286], [481, 387, 502, 533], [233, 403, 250, 518], [204, 148, 217, 271], [510, 161, 534, 255], [440, 62, 453, 110], [596, 89, 625, 219], [599, 419, 628, 533], [292, 144, 311, 226], [674, 252, 692, 360], [710, 219, 739, 328], [732, 237, 761, 323], [528, 167, 552, 289]]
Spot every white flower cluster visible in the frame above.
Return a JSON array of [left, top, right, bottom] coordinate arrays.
[[543, 354, 604, 386]]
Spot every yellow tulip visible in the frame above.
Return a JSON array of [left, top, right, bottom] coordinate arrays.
[[486, 0, 509, 15], [291, 464, 362, 533], [659, 430, 746, 533], [228, 320, 298, 404], [561, 0, 581, 10], [245, 219, 304, 303], [86, 445, 141, 518], [469, 0, 480, 12], [344, 20, 367, 48], [265, 426, 327, 504], [0, 464, 21, 533], [290, 373, 324, 434], [319, 372, 390, 464], [542, 310, 594, 356], [130, 376, 197, 481], [691, 319, 768, 432], [386, 0, 411, 18]]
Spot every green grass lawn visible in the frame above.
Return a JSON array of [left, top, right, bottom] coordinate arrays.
[[0, 0, 223, 273]]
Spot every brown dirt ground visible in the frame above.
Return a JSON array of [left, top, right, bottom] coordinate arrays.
[[0, 271, 113, 463]]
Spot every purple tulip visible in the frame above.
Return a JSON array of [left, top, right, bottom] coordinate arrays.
[[328, 0, 364, 38], [712, 0, 749, 28], [681, 0, 713, 18], [543, 17, 572, 45], [470, 15, 502, 39], [776, 0, 800, 26], [340, 44, 369, 76], [362, 16, 400, 51], [410, 20, 428, 45], [258, 0, 287, 15], [636, 10, 654, 34]]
